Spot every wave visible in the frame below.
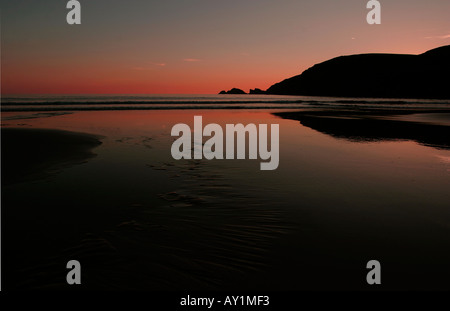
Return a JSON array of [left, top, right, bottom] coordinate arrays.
[[2, 95, 450, 111]]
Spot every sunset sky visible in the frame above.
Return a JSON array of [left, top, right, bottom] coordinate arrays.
[[2, 0, 450, 94]]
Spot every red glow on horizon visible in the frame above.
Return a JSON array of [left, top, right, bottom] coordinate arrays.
[[2, 46, 434, 95]]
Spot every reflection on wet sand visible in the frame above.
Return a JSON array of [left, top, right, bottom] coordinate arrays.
[[3, 109, 450, 291], [274, 110, 450, 150]]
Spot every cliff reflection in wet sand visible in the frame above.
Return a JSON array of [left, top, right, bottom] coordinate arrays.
[[3, 109, 450, 291], [274, 109, 450, 150]]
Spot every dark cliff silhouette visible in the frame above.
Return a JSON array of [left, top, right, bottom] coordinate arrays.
[[267, 45, 450, 99], [249, 88, 266, 94], [219, 88, 246, 94]]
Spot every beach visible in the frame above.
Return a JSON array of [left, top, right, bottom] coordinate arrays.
[[2, 128, 102, 186], [2, 98, 450, 290]]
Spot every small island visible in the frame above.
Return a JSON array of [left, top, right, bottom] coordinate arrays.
[[219, 88, 267, 95], [219, 88, 247, 95], [249, 88, 266, 94]]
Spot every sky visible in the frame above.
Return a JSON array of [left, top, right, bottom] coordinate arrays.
[[1, 0, 450, 94]]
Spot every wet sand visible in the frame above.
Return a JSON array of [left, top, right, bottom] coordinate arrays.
[[2, 109, 450, 290], [2, 128, 103, 185], [2, 120, 289, 290], [274, 109, 450, 150]]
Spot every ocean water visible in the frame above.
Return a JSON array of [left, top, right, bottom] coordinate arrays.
[[2, 95, 450, 290], [2, 94, 450, 111]]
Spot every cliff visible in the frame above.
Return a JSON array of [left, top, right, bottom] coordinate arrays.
[[267, 45, 450, 99]]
